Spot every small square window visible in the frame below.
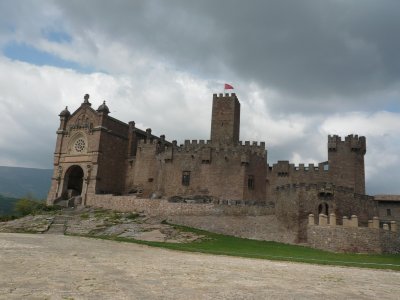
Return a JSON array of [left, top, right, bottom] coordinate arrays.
[[182, 171, 190, 186]]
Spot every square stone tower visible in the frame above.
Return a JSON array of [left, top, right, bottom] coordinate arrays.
[[328, 134, 366, 194], [210, 93, 240, 145]]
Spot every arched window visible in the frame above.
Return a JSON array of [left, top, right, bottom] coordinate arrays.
[[318, 202, 329, 215]]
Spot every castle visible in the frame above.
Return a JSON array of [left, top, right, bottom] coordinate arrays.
[[47, 93, 399, 253]]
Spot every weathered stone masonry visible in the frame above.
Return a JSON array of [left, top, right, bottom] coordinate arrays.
[[47, 92, 399, 253], [307, 213, 399, 254]]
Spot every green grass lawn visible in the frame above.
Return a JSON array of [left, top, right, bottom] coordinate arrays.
[[90, 224, 400, 271]]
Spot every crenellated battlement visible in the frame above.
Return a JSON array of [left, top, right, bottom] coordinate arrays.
[[171, 140, 212, 153], [212, 92, 238, 101], [307, 214, 399, 254], [239, 140, 266, 149], [309, 213, 397, 232], [184, 139, 212, 147], [328, 134, 366, 153], [163, 139, 266, 156], [275, 182, 355, 193], [270, 161, 329, 174], [138, 138, 160, 146], [328, 134, 342, 143]]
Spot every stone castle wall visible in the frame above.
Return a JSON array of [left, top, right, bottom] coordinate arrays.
[[168, 215, 297, 244], [48, 93, 394, 254], [95, 129, 128, 195], [307, 225, 400, 253], [86, 194, 275, 217], [124, 139, 267, 201], [267, 134, 366, 203], [307, 214, 400, 254], [268, 161, 330, 198], [86, 194, 296, 243], [374, 195, 400, 223], [274, 184, 378, 242]]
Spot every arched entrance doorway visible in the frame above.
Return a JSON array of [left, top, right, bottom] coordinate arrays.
[[318, 202, 329, 215], [63, 165, 84, 198]]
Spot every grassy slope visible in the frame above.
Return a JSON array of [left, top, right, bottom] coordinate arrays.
[[92, 224, 400, 271]]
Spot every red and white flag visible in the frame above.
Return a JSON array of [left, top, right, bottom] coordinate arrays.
[[224, 83, 234, 90]]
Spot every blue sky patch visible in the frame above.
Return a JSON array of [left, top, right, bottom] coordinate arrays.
[[384, 99, 400, 113], [2, 42, 93, 73], [42, 29, 72, 44]]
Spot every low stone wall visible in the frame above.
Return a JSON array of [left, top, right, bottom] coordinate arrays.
[[85, 195, 295, 243], [86, 194, 275, 217], [307, 225, 400, 254], [168, 215, 297, 244]]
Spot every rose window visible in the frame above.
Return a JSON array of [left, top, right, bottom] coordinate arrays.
[[74, 138, 86, 152]]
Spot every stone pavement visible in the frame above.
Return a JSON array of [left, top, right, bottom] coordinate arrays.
[[1, 233, 399, 299]]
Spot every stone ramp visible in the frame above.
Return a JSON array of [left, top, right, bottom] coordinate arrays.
[[45, 215, 71, 235]]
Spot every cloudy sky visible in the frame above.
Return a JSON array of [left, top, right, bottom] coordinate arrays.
[[0, 0, 400, 195]]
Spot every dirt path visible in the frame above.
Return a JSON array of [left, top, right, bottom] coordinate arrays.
[[0, 233, 399, 299]]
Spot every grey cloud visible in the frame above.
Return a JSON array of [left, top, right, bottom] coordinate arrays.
[[53, 0, 400, 113]]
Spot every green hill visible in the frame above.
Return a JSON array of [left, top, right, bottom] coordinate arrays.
[[0, 194, 19, 216], [0, 166, 52, 199]]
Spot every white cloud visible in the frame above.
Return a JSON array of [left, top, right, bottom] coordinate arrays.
[[1, 0, 400, 195], [1, 55, 399, 194], [320, 111, 400, 137], [0, 56, 218, 167], [320, 111, 400, 194]]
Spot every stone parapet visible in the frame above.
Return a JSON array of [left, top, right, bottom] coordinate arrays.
[[328, 134, 366, 154], [308, 214, 399, 253], [271, 161, 329, 173], [167, 140, 266, 157], [275, 183, 355, 193], [374, 194, 400, 201]]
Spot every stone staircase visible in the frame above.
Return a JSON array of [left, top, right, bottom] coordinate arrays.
[[45, 215, 71, 235], [53, 196, 82, 208]]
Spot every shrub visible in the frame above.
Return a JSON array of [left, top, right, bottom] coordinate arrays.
[[80, 213, 90, 219], [14, 196, 62, 216], [37, 203, 62, 212], [0, 215, 17, 222], [14, 198, 40, 216], [126, 212, 139, 220]]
